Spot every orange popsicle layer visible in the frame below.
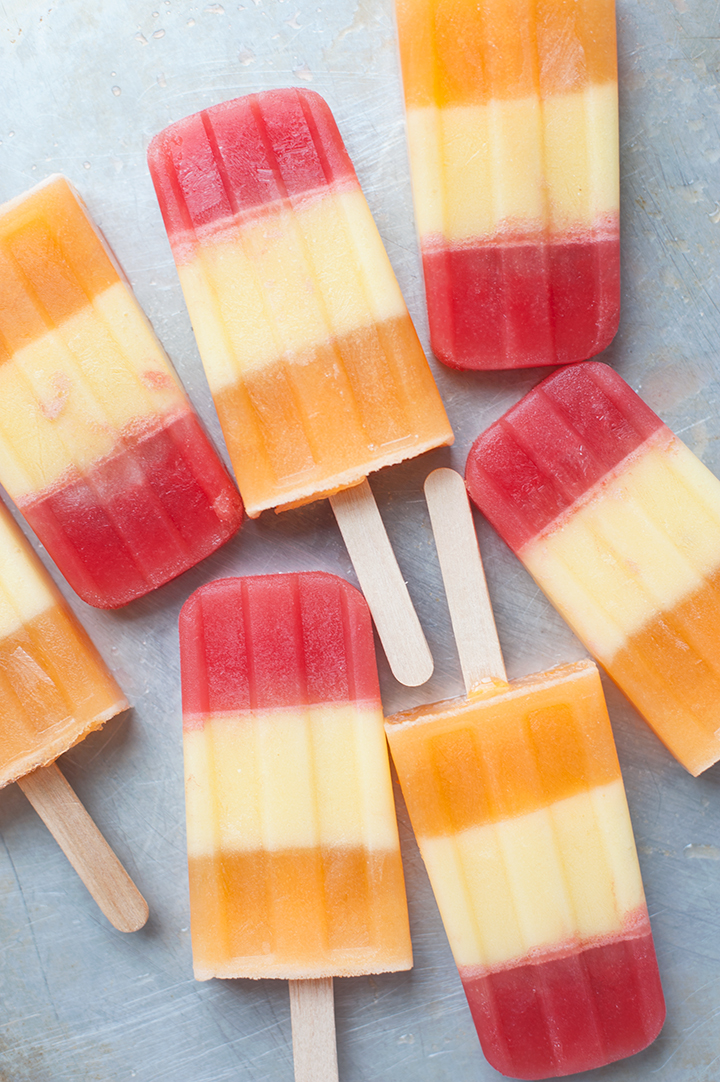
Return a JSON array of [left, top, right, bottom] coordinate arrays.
[[148, 90, 452, 516], [0, 499, 127, 787], [395, 0, 619, 369], [0, 176, 243, 607]]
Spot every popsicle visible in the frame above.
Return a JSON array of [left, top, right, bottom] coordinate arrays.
[[0, 175, 243, 609], [148, 88, 454, 685], [0, 496, 148, 932], [394, 0, 620, 369], [179, 570, 412, 1080], [385, 469, 664, 1079], [466, 360, 720, 776]]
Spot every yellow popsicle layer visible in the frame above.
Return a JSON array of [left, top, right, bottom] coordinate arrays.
[[406, 85, 619, 242], [420, 779, 642, 968]]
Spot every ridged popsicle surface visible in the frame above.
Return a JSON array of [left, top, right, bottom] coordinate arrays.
[[466, 361, 720, 775], [395, 0, 619, 369], [180, 571, 412, 980], [0, 498, 127, 787], [148, 89, 453, 517], [0, 176, 243, 608], [385, 659, 664, 1079]]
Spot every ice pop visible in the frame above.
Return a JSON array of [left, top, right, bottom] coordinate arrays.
[[466, 361, 720, 776], [0, 175, 243, 609], [385, 469, 665, 1079], [0, 495, 148, 931], [394, 0, 620, 369], [179, 571, 412, 1079], [149, 88, 454, 686]]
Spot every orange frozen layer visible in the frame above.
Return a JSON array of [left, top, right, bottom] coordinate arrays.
[[608, 570, 720, 776], [0, 176, 119, 353], [396, 0, 617, 108], [386, 661, 620, 839], [214, 313, 450, 515], [0, 602, 127, 786], [188, 847, 409, 979]]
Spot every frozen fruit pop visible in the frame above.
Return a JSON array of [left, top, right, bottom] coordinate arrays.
[[466, 361, 720, 776], [149, 88, 454, 686], [179, 571, 412, 1080], [0, 496, 148, 932], [385, 469, 664, 1079], [395, 0, 620, 369], [0, 175, 243, 609]]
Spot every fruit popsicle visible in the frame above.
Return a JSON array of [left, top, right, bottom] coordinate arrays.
[[385, 469, 665, 1079], [149, 88, 454, 686], [0, 175, 243, 609], [466, 361, 720, 776], [394, 0, 620, 370], [179, 571, 413, 1080], [0, 496, 148, 932]]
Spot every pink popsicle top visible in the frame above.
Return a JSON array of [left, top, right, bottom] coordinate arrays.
[[465, 362, 665, 552], [179, 571, 382, 720]]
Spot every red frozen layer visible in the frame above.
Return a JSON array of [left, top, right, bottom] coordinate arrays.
[[147, 89, 356, 242], [179, 571, 381, 718], [423, 236, 620, 370], [22, 411, 243, 608], [465, 362, 664, 551], [461, 931, 665, 1080]]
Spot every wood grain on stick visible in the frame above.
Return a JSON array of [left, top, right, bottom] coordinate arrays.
[[289, 977, 339, 1082], [424, 468, 507, 695], [330, 479, 433, 687], [18, 762, 149, 933]]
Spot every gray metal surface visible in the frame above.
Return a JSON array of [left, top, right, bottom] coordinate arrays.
[[1, 1, 719, 1079]]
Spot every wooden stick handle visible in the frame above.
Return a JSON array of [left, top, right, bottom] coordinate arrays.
[[17, 762, 149, 933], [330, 479, 433, 687], [424, 468, 506, 695], [288, 977, 339, 1082]]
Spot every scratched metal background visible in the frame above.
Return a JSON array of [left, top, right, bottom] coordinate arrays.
[[0, 1, 719, 1079]]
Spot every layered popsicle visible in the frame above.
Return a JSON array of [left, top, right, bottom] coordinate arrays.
[[395, 0, 620, 369], [0, 175, 243, 609], [466, 361, 720, 776], [147, 88, 453, 517], [0, 495, 147, 931], [179, 570, 412, 981], [385, 469, 664, 1079]]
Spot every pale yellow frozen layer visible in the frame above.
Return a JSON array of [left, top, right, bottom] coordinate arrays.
[[0, 280, 187, 500], [419, 779, 643, 968], [406, 84, 619, 241], [0, 505, 55, 637], [184, 702, 400, 855], [522, 434, 720, 660], [176, 187, 407, 391]]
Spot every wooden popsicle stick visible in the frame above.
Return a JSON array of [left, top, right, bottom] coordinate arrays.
[[330, 479, 433, 687], [289, 978, 339, 1082], [17, 762, 149, 933], [424, 468, 507, 695]]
